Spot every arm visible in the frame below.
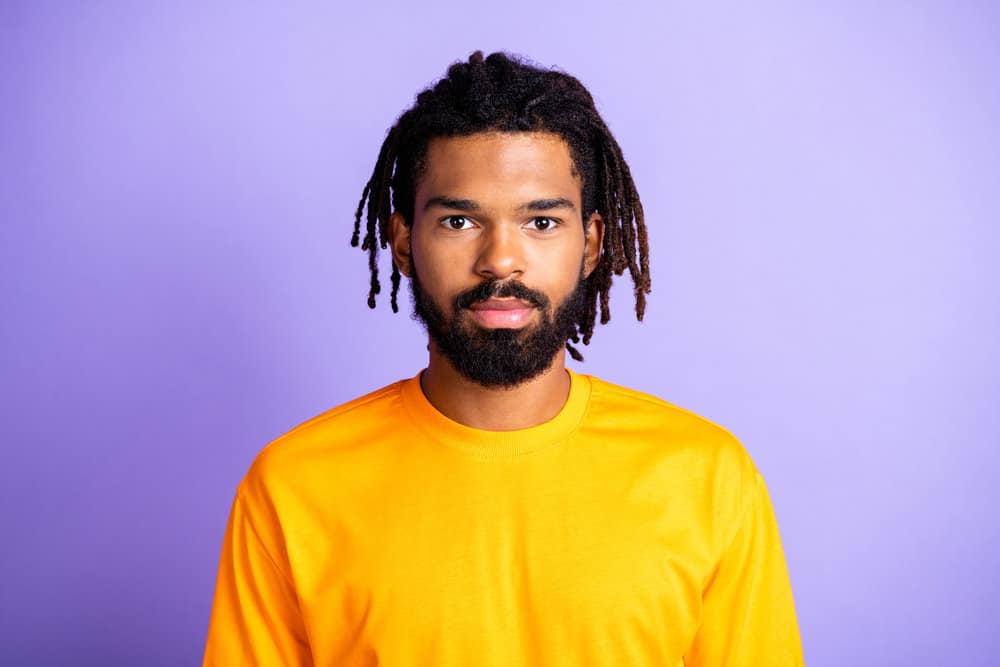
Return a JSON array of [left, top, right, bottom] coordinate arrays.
[[203, 492, 313, 666], [684, 471, 805, 666]]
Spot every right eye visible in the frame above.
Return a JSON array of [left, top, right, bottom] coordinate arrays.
[[441, 215, 474, 230]]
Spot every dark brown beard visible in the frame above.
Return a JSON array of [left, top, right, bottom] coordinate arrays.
[[408, 269, 586, 388]]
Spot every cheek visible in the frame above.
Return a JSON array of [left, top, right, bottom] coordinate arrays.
[[410, 223, 479, 279], [410, 238, 464, 305], [527, 239, 586, 284]]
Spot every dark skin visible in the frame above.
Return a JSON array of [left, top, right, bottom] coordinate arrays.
[[389, 131, 604, 430]]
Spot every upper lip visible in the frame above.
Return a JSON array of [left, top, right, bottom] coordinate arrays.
[[468, 298, 535, 311]]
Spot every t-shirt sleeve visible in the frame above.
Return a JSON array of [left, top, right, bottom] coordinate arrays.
[[684, 470, 805, 666], [203, 491, 313, 666]]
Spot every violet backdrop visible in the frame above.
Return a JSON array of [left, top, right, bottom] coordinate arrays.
[[2, 1, 998, 665]]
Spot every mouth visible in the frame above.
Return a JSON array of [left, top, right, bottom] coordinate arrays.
[[466, 298, 537, 328]]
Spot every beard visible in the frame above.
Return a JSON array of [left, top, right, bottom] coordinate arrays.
[[409, 267, 587, 389]]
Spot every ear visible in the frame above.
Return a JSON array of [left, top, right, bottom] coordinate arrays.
[[388, 212, 413, 277], [583, 213, 605, 278]]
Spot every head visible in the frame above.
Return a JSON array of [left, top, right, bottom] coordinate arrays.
[[352, 51, 650, 385]]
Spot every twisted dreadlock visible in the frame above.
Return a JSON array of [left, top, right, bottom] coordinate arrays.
[[352, 51, 650, 360]]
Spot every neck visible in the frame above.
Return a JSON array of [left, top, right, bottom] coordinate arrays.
[[420, 342, 571, 431]]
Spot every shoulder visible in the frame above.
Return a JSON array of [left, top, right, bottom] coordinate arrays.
[[274, 380, 406, 444], [581, 373, 760, 507], [584, 374, 750, 457], [239, 378, 411, 499]]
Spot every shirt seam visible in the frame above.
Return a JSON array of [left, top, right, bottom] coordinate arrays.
[[234, 487, 297, 590]]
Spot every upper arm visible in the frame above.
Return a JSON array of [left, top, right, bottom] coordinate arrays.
[[684, 472, 805, 666], [203, 492, 313, 666]]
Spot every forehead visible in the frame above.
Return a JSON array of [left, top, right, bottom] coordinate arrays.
[[417, 132, 581, 207]]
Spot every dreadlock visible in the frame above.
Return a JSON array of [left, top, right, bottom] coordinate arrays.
[[352, 51, 650, 361]]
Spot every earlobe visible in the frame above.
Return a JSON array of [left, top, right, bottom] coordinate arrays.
[[583, 213, 605, 277], [389, 213, 413, 277]]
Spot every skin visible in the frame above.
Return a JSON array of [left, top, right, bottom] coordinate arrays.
[[389, 131, 604, 430]]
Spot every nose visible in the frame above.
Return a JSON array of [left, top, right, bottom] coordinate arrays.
[[474, 224, 525, 280]]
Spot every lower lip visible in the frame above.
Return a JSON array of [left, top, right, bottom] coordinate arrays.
[[468, 307, 535, 328]]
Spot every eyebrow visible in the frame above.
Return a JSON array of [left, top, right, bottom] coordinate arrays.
[[423, 196, 480, 212], [423, 196, 577, 213], [518, 198, 576, 213]]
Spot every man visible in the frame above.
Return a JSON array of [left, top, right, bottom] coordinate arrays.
[[204, 51, 805, 666]]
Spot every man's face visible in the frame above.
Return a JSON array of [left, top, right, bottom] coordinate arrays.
[[389, 131, 603, 387]]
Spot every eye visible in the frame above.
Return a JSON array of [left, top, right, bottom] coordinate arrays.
[[527, 217, 559, 232], [441, 215, 475, 230]]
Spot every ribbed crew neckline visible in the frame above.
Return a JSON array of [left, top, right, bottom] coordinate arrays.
[[400, 368, 592, 460]]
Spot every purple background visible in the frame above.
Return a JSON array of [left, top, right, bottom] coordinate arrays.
[[2, 2, 998, 665]]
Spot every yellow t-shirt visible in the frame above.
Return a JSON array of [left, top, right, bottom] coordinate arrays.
[[204, 370, 805, 666]]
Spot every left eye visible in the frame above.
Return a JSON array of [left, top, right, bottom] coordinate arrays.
[[443, 216, 474, 230], [528, 217, 558, 231]]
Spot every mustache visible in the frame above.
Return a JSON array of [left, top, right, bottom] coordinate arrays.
[[455, 280, 550, 310]]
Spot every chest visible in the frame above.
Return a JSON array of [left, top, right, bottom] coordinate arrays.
[[292, 458, 713, 666]]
